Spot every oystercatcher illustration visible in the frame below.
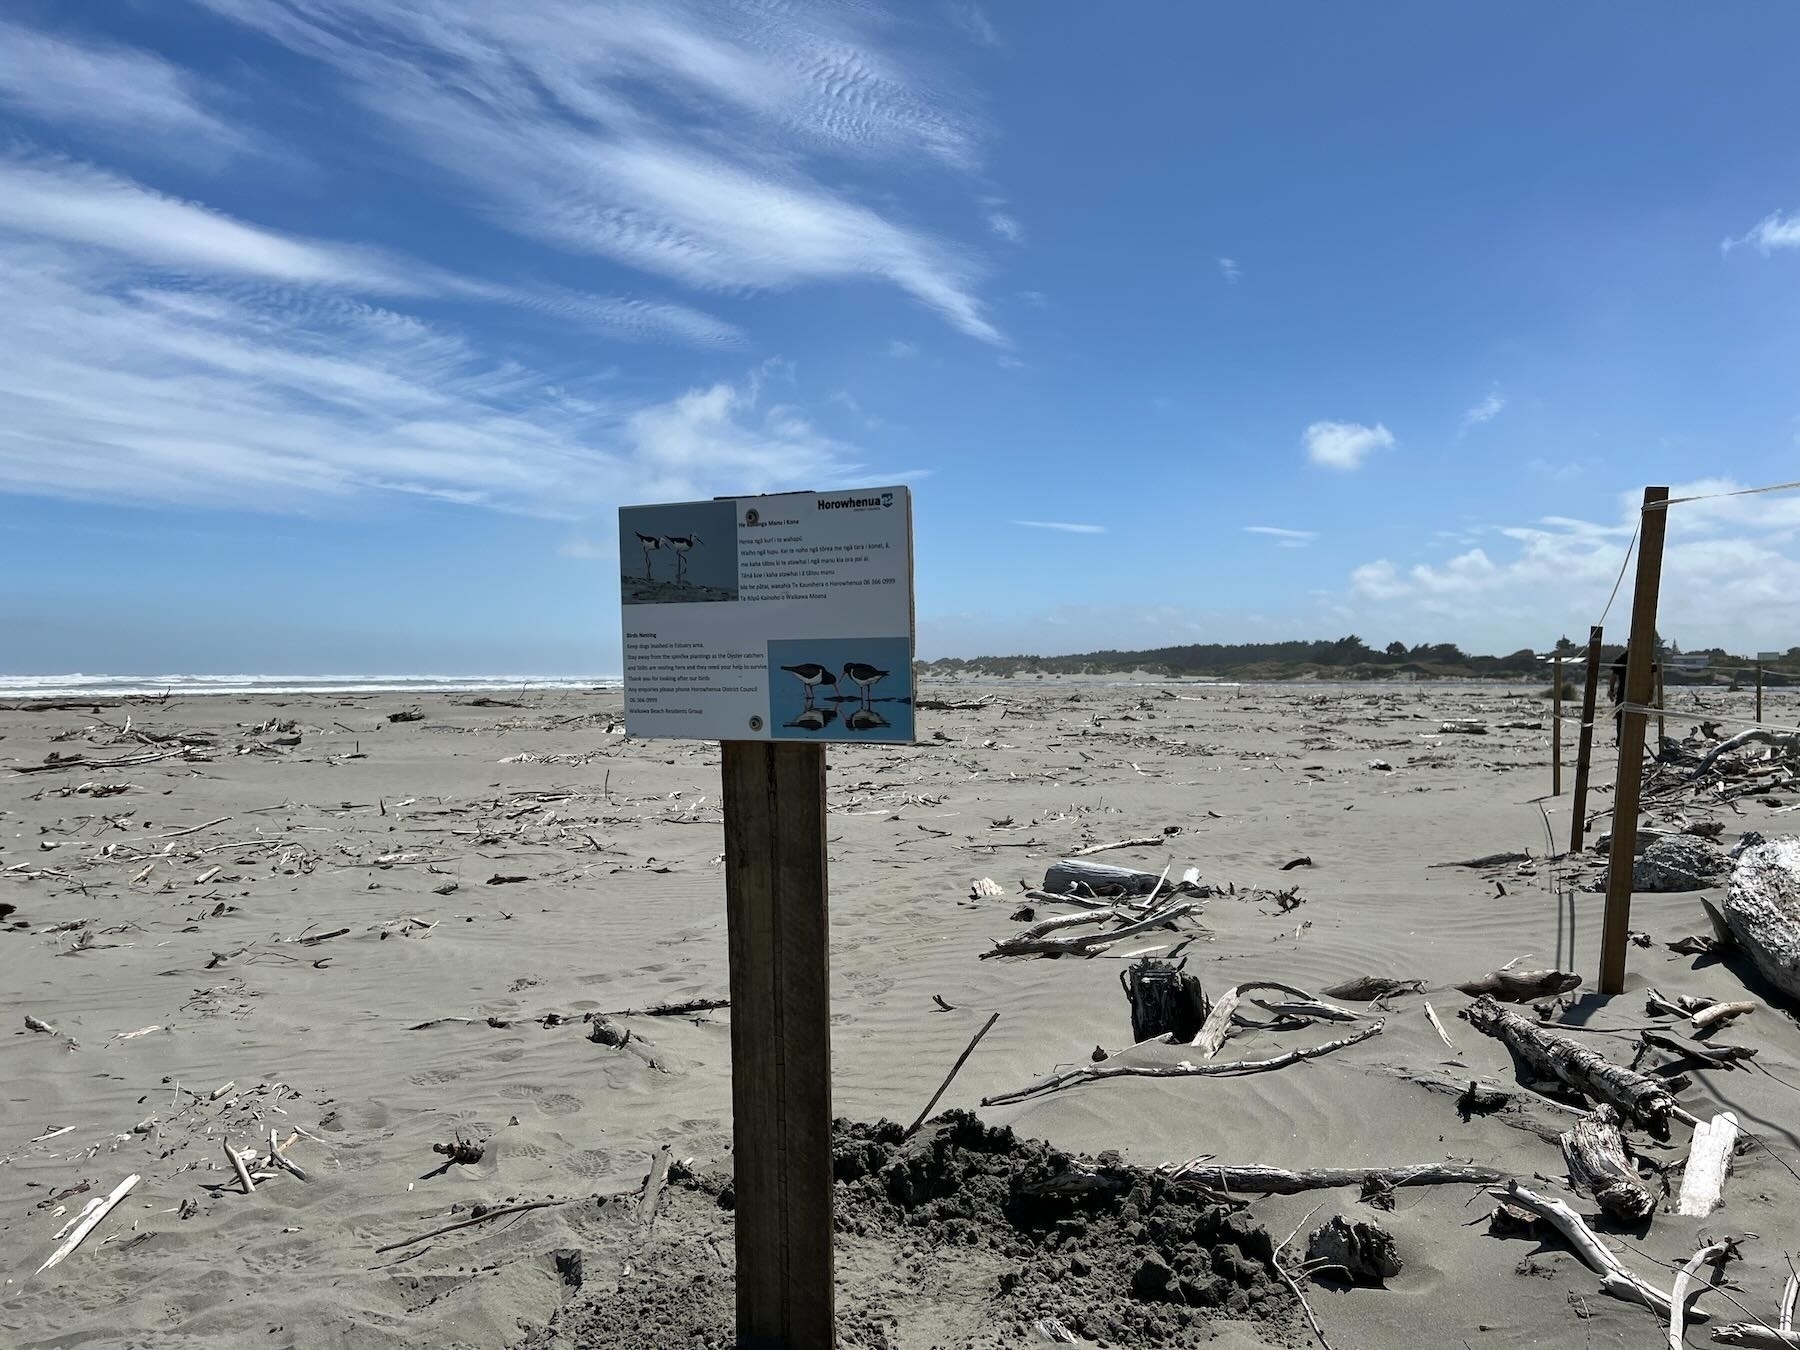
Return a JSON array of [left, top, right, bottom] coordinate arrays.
[[662, 533, 701, 583], [633, 531, 663, 580], [783, 706, 837, 732], [845, 706, 889, 733], [841, 661, 889, 707], [781, 663, 837, 707]]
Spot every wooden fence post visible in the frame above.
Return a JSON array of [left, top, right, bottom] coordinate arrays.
[[1757, 662, 1764, 723], [1656, 657, 1666, 748], [1599, 487, 1670, 995], [722, 741, 834, 1349], [1569, 626, 1603, 855], [1552, 652, 1563, 797]]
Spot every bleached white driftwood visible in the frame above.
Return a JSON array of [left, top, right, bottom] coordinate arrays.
[[983, 899, 1195, 958], [1710, 1325, 1800, 1347], [37, 1174, 138, 1273], [1672, 1244, 1729, 1350], [1723, 837, 1800, 1001], [1691, 729, 1800, 781], [226, 1139, 255, 1194], [1692, 1001, 1758, 1033], [1488, 1180, 1699, 1322], [1676, 1111, 1739, 1218], [1191, 985, 1241, 1058]]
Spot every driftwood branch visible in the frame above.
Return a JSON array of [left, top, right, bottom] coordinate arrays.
[[982, 899, 1196, 959], [1671, 1244, 1730, 1350], [982, 1020, 1383, 1107], [36, 1174, 139, 1272], [904, 1012, 1000, 1138], [1184, 1162, 1503, 1195], [1489, 1179, 1698, 1321], [1464, 995, 1682, 1138], [374, 1198, 570, 1254], [1692, 729, 1800, 781]]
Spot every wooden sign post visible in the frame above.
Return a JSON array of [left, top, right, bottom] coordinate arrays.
[[1757, 661, 1765, 723], [1568, 626, 1603, 855], [1599, 487, 1670, 995], [723, 741, 833, 1349], [1552, 652, 1563, 797], [618, 485, 916, 1350]]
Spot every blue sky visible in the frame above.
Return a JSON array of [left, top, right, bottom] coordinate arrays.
[[3, 1, 1800, 674]]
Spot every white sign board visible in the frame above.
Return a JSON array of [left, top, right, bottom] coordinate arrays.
[[619, 487, 915, 743]]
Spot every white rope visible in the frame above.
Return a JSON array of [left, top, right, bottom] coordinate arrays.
[[1646, 478, 1800, 509], [1613, 701, 1800, 739]]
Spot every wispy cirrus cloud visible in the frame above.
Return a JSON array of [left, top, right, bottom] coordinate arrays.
[[1244, 525, 1316, 547], [1217, 257, 1240, 283], [1304, 420, 1393, 470], [1013, 520, 1105, 534], [195, 0, 1003, 342], [0, 245, 852, 515], [0, 17, 245, 152], [1723, 210, 1800, 255], [1462, 389, 1505, 429], [0, 153, 741, 346]]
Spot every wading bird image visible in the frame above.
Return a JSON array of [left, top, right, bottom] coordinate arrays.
[[841, 661, 889, 707], [634, 531, 663, 579], [781, 663, 837, 707], [663, 533, 701, 582]]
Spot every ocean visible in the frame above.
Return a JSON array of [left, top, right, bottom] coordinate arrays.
[[0, 674, 622, 699]]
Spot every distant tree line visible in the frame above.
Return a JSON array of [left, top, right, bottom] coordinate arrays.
[[922, 635, 1545, 680]]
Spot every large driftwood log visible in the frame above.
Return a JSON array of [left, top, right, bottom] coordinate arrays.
[[1560, 1105, 1655, 1221], [1042, 859, 1171, 898], [1489, 1180, 1701, 1321], [1464, 995, 1681, 1139], [1676, 1112, 1739, 1218], [1711, 1326, 1800, 1347], [1723, 838, 1800, 1001], [1028, 1159, 1503, 1198], [1457, 968, 1583, 1002]]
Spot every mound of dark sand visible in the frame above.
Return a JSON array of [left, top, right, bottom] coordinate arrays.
[[529, 1111, 1293, 1349]]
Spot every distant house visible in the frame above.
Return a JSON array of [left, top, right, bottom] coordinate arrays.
[[1667, 652, 1710, 672]]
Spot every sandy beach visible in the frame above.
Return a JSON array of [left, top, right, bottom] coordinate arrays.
[[3, 680, 1796, 1349]]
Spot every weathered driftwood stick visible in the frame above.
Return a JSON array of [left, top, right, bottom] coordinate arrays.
[[983, 899, 1196, 959], [1693, 1001, 1758, 1033], [1424, 1001, 1456, 1049], [604, 997, 730, 1018], [905, 1011, 1001, 1138], [1710, 1324, 1800, 1347], [1489, 1180, 1697, 1321], [1784, 1272, 1798, 1334], [636, 1145, 674, 1226], [1691, 729, 1800, 780], [1640, 1027, 1757, 1070], [1191, 1162, 1503, 1195], [1724, 838, 1800, 1002], [981, 1020, 1383, 1107], [373, 1198, 568, 1254], [1191, 985, 1242, 1058], [1069, 836, 1167, 858], [1672, 1244, 1730, 1350], [1676, 1111, 1740, 1218], [36, 1174, 139, 1273], [1464, 995, 1681, 1138], [226, 1139, 255, 1194], [1014, 908, 1125, 941], [1560, 1105, 1655, 1221]]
